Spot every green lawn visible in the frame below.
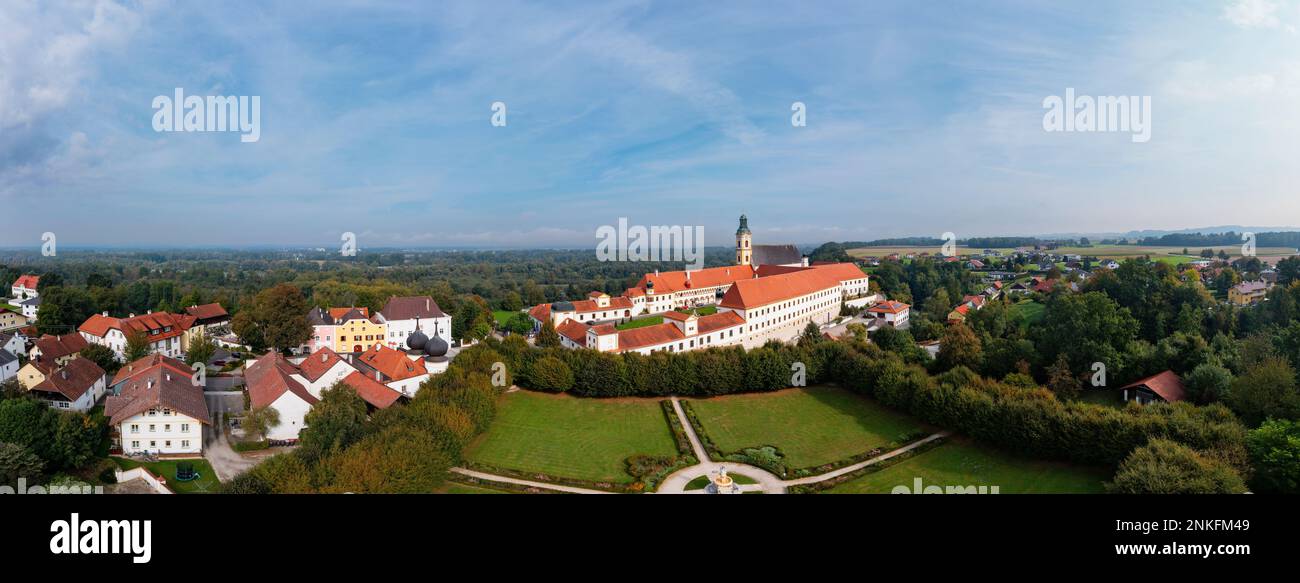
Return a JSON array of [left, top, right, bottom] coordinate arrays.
[[1012, 300, 1045, 326], [465, 391, 679, 483], [617, 315, 664, 330], [493, 310, 518, 326], [112, 457, 220, 494], [688, 386, 928, 468], [825, 438, 1108, 494]]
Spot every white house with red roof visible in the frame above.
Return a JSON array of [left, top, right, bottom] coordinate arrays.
[[867, 300, 911, 328], [245, 351, 320, 442], [79, 311, 195, 360], [105, 365, 209, 455], [10, 274, 39, 300], [29, 358, 107, 411], [376, 296, 451, 351]]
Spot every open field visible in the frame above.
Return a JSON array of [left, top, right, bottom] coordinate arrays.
[[687, 386, 928, 468], [113, 457, 220, 494], [464, 391, 678, 483], [824, 438, 1108, 494]]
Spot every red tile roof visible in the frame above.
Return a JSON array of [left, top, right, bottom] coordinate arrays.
[[662, 311, 694, 322], [528, 303, 552, 322], [297, 346, 345, 382], [341, 371, 404, 409], [33, 333, 88, 361], [79, 312, 194, 342], [719, 268, 841, 310], [184, 303, 229, 321], [12, 274, 39, 289], [1120, 370, 1186, 403], [555, 320, 589, 346], [808, 262, 868, 281], [696, 311, 745, 334], [380, 296, 447, 321], [111, 354, 194, 386], [615, 323, 685, 351], [30, 358, 105, 402], [105, 366, 210, 425], [358, 344, 427, 382], [868, 300, 910, 314], [635, 265, 755, 294], [246, 351, 319, 409]]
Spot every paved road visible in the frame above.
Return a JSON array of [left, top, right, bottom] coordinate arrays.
[[449, 468, 614, 494], [203, 411, 257, 482], [783, 431, 951, 486]]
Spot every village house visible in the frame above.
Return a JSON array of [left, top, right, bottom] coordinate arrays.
[[0, 307, 26, 331], [1119, 370, 1185, 405], [867, 300, 911, 329], [0, 330, 24, 356], [1228, 280, 1271, 306], [10, 274, 39, 301], [0, 350, 17, 383], [377, 295, 451, 351], [184, 303, 231, 336], [19, 333, 88, 390], [19, 296, 40, 321], [245, 351, 320, 443], [106, 365, 209, 455], [29, 358, 107, 411], [79, 311, 196, 360], [305, 307, 387, 354]]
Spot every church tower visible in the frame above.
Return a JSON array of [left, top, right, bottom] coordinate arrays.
[[735, 214, 752, 266]]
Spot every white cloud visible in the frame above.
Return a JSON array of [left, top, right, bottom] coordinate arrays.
[[1223, 0, 1296, 32]]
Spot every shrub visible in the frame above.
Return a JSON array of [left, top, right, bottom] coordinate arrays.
[[1107, 439, 1246, 494]]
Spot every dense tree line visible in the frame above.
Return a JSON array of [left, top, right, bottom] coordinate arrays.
[[0, 381, 108, 487]]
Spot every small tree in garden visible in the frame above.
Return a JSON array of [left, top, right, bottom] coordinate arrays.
[[243, 406, 281, 442]]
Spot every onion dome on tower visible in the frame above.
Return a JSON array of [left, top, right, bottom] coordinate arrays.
[[406, 328, 429, 351], [423, 335, 449, 358]]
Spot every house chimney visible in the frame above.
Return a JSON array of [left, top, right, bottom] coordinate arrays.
[[165, 373, 171, 382], [375, 370, 382, 382], [321, 352, 328, 363], [102, 311, 108, 317], [61, 370, 68, 379]]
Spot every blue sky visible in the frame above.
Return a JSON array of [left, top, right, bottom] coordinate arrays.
[[2, 0, 1299, 248]]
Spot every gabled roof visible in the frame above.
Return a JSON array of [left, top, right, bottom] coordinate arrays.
[[635, 265, 755, 294], [79, 312, 194, 341], [696, 311, 745, 334], [379, 296, 447, 321], [111, 354, 194, 386], [1233, 281, 1269, 294], [868, 300, 910, 314], [555, 320, 589, 346], [246, 351, 319, 409], [357, 344, 427, 382], [808, 262, 869, 282], [719, 268, 841, 310], [308, 307, 374, 326], [184, 303, 229, 322], [340, 371, 404, 409], [105, 366, 210, 425], [33, 333, 88, 360], [30, 358, 105, 402], [1120, 370, 1186, 403], [297, 346, 347, 382], [614, 323, 685, 351], [12, 274, 39, 289], [751, 244, 803, 266]]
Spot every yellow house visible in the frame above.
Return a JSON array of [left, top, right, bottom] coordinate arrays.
[[330, 308, 387, 353], [1228, 281, 1270, 306], [0, 308, 27, 331], [19, 334, 87, 389]]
